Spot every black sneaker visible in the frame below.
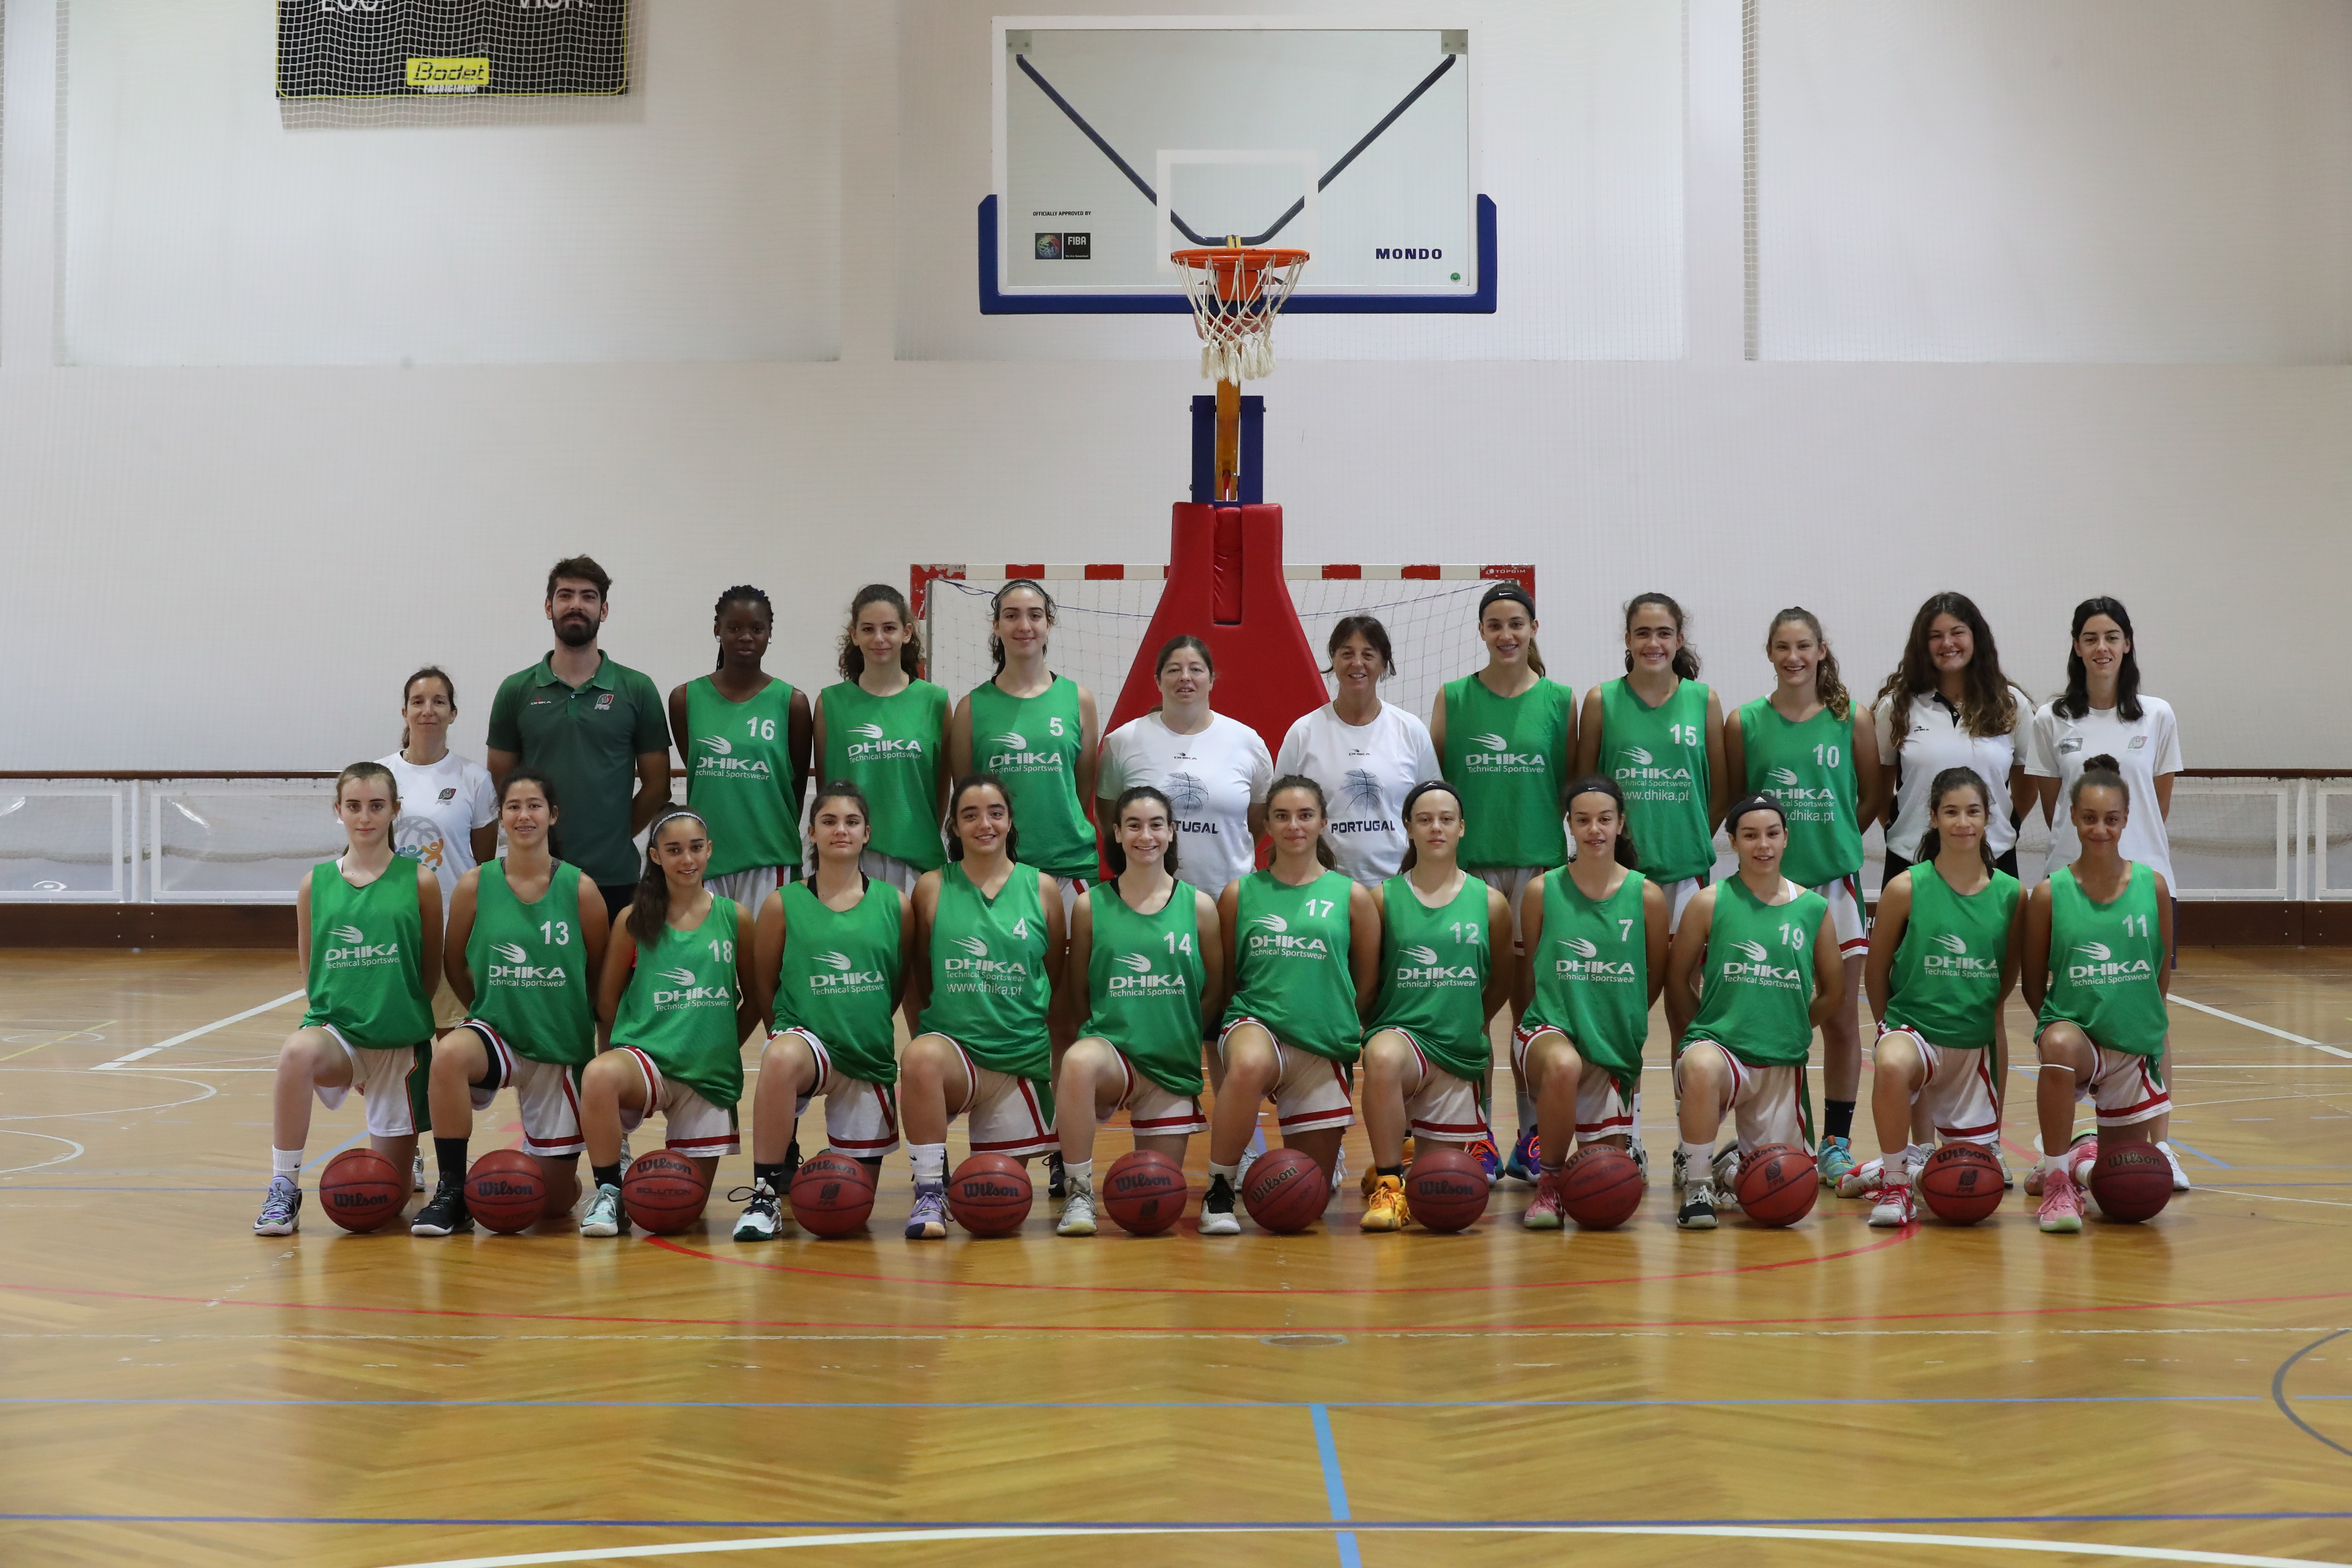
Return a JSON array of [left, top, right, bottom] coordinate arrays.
[[1046, 1150, 1067, 1199], [1677, 1180, 1719, 1231], [1198, 1174, 1240, 1236], [410, 1178, 474, 1237]]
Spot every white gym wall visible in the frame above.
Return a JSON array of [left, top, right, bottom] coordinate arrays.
[[0, 0, 2345, 772]]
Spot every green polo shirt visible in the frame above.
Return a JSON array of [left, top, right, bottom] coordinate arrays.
[[487, 652, 670, 887]]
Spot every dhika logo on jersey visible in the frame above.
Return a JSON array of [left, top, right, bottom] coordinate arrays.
[[489, 939, 568, 986], [1924, 931, 1996, 975], [2068, 939, 2152, 983], [944, 934, 1028, 980], [1614, 744, 1694, 786], [699, 735, 734, 756], [986, 731, 1062, 772], [1464, 731, 1544, 772], [1765, 763, 1834, 805], [1247, 911, 1329, 957], [696, 734, 772, 777], [1553, 934, 1634, 980], [1395, 943, 1477, 986], [322, 922, 400, 968], [1109, 949, 1188, 995], [652, 965, 732, 1009], [847, 722, 922, 763], [807, 949, 885, 992], [1722, 938, 1803, 987]]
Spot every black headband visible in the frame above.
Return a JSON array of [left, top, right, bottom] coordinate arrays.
[[1724, 793, 1786, 836], [1479, 582, 1535, 617]]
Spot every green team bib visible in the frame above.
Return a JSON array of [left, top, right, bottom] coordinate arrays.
[[2037, 864, 2168, 1056], [684, 676, 801, 878], [1884, 862, 2020, 1049], [968, 677, 1095, 880], [466, 859, 595, 1066], [1680, 876, 1828, 1067], [1222, 868, 1362, 1063], [1369, 874, 1493, 1083], [1598, 677, 1715, 882], [303, 861, 434, 1050], [920, 863, 1052, 1083], [1522, 869, 1651, 1093], [1080, 880, 1206, 1096], [612, 898, 745, 1109], [820, 680, 949, 871], [773, 879, 903, 1086], [1737, 698, 1862, 888], [1439, 674, 1575, 871]]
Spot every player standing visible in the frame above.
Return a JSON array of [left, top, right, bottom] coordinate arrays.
[[378, 667, 497, 1036], [814, 585, 949, 893], [1872, 594, 2036, 883], [1277, 616, 1440, 887], [1097, 635, 1273, 910], [670, 585, 812, 913]]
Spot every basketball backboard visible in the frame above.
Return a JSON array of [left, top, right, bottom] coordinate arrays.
[[983, 17, 1491, 314]]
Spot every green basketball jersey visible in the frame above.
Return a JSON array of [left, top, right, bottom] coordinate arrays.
[[1369, 874, 1494, 1083], [773, 879, 903, 1086], [1081, 880, 1207, 1096], [819, 679, 949, 871], [1736, 698, 1863, 888], [1522, 869, 1651, 1093], [684, 676, 801, 878], [919, 862, 1051, 1083], [1222, 868, 1362, 1063], [2037, 863, 2168, 1056], [1439, 674, 1576, 871], [466, 859, 595, 1066], [302, 861, 434, 1049], [612, 897, 745, 1109], [1597, 677, 1716, 882], [1884, 862, 2020, 1050], [1679, 876, 1828, 1067], [968, 677, 1095, 880]]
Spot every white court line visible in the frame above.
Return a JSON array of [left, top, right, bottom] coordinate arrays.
[[92, 990, 305, 1071], [371, 1523, 2352, 1568], [2172, 995, 2352, 1060]]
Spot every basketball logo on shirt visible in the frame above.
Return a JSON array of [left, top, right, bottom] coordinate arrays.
[[1165, 772, 1209, 815], [391, 815, 447, 870]]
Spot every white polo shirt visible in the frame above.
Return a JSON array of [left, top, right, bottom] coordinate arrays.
[[2026, 697, 2184, 888], [1871, 686, 2035, 862]]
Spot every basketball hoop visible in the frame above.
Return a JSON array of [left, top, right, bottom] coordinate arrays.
[[1172, 245, 1309, 385]]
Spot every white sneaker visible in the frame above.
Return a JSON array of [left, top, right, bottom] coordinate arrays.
[[1236, 1145, 1261, 1194], [1837, 1156, 1885, 1200], [1630, 1141, 1651, 1185], [1868, 1179, 1916, 1228], [1672, 1147, 1687, 1189], [410, 1150, 427, 1194], [732, 1178, 783, 1242], [580, 1182, 626, 1237], [2159, 1141, 2192, 1191], [1055, 1181, 1097, 1236], [1329, 1146, 1347, 1196], [1199, 1175, 1242, 1234]]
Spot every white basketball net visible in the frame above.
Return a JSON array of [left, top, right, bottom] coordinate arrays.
[[1177, 250, 1308, 383]]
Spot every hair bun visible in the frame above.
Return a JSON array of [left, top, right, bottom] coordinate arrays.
[[2082, 753, 2121, 772]]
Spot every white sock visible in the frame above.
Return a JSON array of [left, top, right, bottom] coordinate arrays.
[[1883, 1161, 1914, 1188], [1246, 1123, 1268, 1157], [271, 1148, 303, 1179], [1515, 1089, 1537, 1139], [1680, 1140, 1714, 1183], [1065, 1158, 1093, 1190], [1208, 1161, 1239, 1186], [910, 1142, 946, 1186]]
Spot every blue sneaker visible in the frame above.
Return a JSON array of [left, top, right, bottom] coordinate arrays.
[[1465, 1136, 1503, 1185], [1504, 1126, 1543, 1185], [1816, 1135, 1858, 1188]]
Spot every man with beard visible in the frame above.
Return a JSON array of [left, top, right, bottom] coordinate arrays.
[[487, 557, 673, 919]]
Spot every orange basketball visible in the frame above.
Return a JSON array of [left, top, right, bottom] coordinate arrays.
[[1733, 1143, 1819, 1228], [1556, 1145, 1643, 1230], [463, 1148, 546, 1234], [948, 1153, 1033, 1236], [1102, 1150, 1188, 1236], [1404, 1147, 1490, 1232], [1241, 1148, 1329, 1233], [318, 1148, 404, 1232], [621, 1149, 709, 1235], [788, 1153, 877, 1238], [1917, 1144, 2004, 1225], [2090, 1142, 2173, 1223]]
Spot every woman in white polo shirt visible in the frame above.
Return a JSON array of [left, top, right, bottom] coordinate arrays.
[[2028, 594, 2187, 1190], [1873, 593, 2037, 882], [1275, 615, 1441, 888]]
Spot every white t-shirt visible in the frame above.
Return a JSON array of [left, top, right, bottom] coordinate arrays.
[[1276, 701, 1443, 885], [377, 749, 498, 919], [1871, 685, 2035, 862], [1097, 710, 1274, 899], [2025, 696, 2184, 888]]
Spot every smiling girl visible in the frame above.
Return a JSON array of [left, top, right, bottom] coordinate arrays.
[[814, 585, 950, 893]]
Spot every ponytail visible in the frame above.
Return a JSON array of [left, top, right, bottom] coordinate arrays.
[[1768, 607, 1849, 721], [1475, 583, 1545, 677], [627, 809, 707, 946], [1396, 779, 1465, 874], [1561, 773, 1640, 870], [1914, 766, 1994, 874]]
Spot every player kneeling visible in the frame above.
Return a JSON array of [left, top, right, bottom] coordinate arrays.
[[1666, 795, 1844, 1231], [1846, 768, 2023, 1226], [1052, 787, 1222, 1234], [1357, 782, 1512, 1231], [254, 762, 440, 1234], [415, 769, 608, 1235], [734, 783, 913, 1240]]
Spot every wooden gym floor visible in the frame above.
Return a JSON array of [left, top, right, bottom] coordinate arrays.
[[0, 948, 2348, 1568]]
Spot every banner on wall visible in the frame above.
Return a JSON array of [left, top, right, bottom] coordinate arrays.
[[277, 0, 628, 99]]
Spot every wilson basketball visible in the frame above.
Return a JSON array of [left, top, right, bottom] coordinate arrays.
[[1102, 1149, 1188, 1236], [318, 1148, 404, 1232], [948, 1153, 1033, 1236], [1240, 1148, 1329, 1233], [463, 1149, 547, 1234], [2090, 1142, 2174, 1223], [1734, 1144, 1819, 1228], [1556, 1145, 1644, 1230], [1405, 1147, 1490, 1232], [621, 1149, 709, 1235], [788, 1153, 877, 1238], [1917, 1144, 2004, 1225]]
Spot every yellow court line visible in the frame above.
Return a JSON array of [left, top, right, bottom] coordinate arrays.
[[0, 1021, 116, 1063]]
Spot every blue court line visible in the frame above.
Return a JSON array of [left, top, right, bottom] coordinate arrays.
[[1308, 1406, 1361, 1568], [2168, 1138, 2233, 1169], [6, 1510, 2350, 1529], [8, 1396, 2348, 1411]]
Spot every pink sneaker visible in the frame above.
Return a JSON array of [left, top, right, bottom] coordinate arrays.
[[1522, 1172, 1567, 1231], [2038, 1167, 2084, 1233], [2067, 1136, 2100, 1189]]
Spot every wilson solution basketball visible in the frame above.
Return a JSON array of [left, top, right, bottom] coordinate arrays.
[[1917, 1143, 2004, 1225], [463, 1148, 546, 1234], [948, 1152, 1034, 1236], [1405, 1147, 1491, 1232], [789, 1153, 878, 1238], [1734, 1143, 1820, 1228], [1102, 1149, 1188, 1236], [1556, 1145, 1644, 1230], [622, 1149, 709, 1235], [2090, 1142, 2173, 1223], [319, 1148, 404, 1232], [1240, 1148, 1329, 1233]]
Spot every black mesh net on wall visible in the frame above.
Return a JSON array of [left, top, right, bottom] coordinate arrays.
[[278, 0, 628, 99]]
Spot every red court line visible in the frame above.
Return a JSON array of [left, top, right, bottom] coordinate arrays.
[[6, 1277, 2350, 1336]]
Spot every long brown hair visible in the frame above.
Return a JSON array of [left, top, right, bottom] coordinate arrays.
[[627, 809, 708, 946], [837, 584, 925, 683], [1767, 606, 1850, 721], [1265, 774, 1339, 870], [1622, 592, 1701, 679], [1914, 767, 1994, 874], [1875, 591, 2019, 742]]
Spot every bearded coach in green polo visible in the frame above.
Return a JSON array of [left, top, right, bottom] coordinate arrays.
[[487, 557, 673, 918]]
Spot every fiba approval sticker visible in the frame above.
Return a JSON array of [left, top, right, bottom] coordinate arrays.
[[405, 57, 491, 92]]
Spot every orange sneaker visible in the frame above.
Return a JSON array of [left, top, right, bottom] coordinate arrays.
[[1360, 1173, 1411, 1232]]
